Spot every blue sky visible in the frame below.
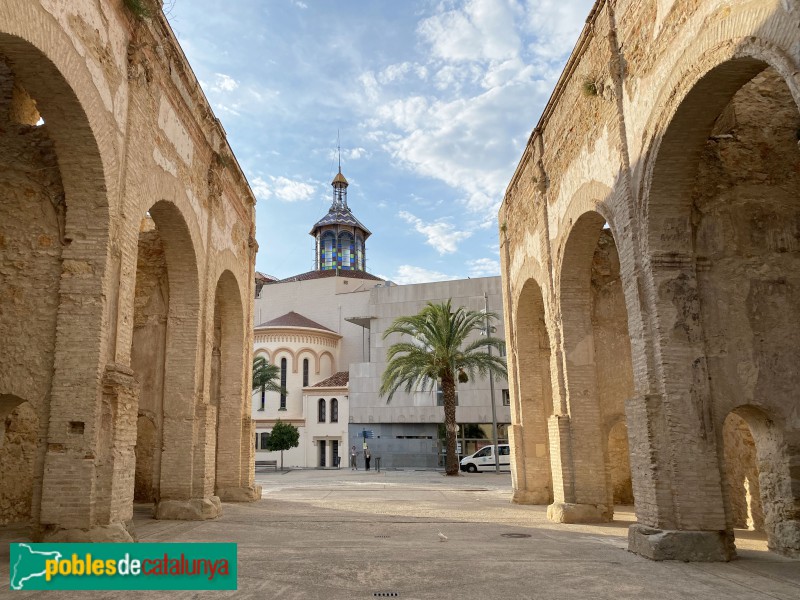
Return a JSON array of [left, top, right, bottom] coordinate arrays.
[[167, 0, 594, 283]]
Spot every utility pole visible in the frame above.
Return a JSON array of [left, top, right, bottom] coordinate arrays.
[[484, 292, 499, 473]]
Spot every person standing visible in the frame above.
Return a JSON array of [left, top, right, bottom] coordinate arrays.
[[350, 445, 358, 470], [364, 446, 371, 471]]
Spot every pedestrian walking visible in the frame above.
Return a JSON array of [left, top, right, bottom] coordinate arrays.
[[364, 446, 371, 471], [350, 445, 358, 470]]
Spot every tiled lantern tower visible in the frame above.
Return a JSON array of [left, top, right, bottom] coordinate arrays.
[[311, 166, 371, 272]]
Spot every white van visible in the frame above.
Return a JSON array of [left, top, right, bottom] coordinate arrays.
[[459, 444, 511, 472]]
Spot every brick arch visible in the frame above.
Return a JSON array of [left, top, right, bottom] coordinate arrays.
[[212, 270, 246, 499], [128, 198, 202, 514], [637, 37, 800, 557], [0, 6, 116, 535], [509, 277, 554, 505], [556, 208, 636, 522], [640, 39, 800, 254]]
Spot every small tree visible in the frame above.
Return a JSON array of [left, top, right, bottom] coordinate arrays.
[[380, 299, 507, 475], [252, 355, 288, 411], [266, 420, 300, 471]]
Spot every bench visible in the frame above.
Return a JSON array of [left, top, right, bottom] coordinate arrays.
[[255, 460, 278, 470]]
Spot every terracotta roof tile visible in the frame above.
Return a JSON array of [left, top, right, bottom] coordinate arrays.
[[256, 311, 334, 332], [310, 371, 349, 388]]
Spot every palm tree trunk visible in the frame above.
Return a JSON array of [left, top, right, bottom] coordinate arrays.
[[260, 386, 265, 411], [441, 372, 459, 475]]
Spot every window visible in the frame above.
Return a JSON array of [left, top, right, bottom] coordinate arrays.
[[355, 235, 364, 270], [280, 358, 287, 410], [254, 432, 258, 450], [338, 232, 354, 270], [498, 445, 510, 456], [318, 398, 326, 422], [502, 389, 510, 406], [303, 358, 309, 387], [436, 388, 459, 406], [320, 231, 336, 270], [474, 447, 492, 458], [330, 398, 338, 423], [259, 432, 270, 450]]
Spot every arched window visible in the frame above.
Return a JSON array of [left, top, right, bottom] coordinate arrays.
[[280, 358, 287, 410], [303, 358, 309, 387], [318, 398, 326, 423], [355, 235, 364, 270], [320, 231, 336, 270], [260, 432, 270, 450], [254, 432, 258, 450], [338, 232, 354, 270], [331, 398, 338, 423]]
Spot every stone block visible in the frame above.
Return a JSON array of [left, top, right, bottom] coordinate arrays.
[[627, 524, 735, 561]]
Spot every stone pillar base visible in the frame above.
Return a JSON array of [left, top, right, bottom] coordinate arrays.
[[547, 502, 611, 523], [628, 524, 735, 561], [155, 497, 222, 521], [512, 489, 550, 505], [216, 485, 262, 502], [769, 519, 800, 558], [39, 521, 135, 543]]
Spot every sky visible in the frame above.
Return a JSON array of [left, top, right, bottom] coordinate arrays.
[[167, 0, 595, 283]]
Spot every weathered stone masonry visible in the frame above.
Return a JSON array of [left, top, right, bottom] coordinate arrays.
[[500, 0, 800, 561], [0, 0, 258, 541]]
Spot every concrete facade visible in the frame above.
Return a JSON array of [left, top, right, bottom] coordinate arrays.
[[0, 1, 257, 540], [500, 0, 800, 560]]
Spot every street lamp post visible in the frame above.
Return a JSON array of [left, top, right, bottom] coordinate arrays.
[[483, 292, 500, 473]]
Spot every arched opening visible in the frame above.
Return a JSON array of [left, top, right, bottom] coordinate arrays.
[[646, 58, 800, 557], [129, 201, 201, 518], [559, 212, 635, 521], [212, 271, 246, 500], [720, 406, 796, 556], [721, 412, 764, 535], [0, 30, 109, 535], [510, 278, 553, 505]]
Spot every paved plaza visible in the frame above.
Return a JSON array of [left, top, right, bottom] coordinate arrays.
[[1, 468, 798, 599]]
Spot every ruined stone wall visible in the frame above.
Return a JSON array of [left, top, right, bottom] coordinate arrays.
[[722, 413, 764, 531], [500, 0, 800, 559], [0, 0, 257, 540], [130, 224, 168, 503], [0, 62, 63, 525]]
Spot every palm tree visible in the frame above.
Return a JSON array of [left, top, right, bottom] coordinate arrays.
[[252, 355, 288, 411], [379, 299, 507, 475]]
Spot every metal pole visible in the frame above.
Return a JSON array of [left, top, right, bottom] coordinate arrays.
[[484, 292, 499, 473]]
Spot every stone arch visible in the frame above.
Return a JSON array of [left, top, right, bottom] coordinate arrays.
[[253, 349, 271, 362], [510, 277, 553, 505], [638, 44, 800, 556], [720, 406, 797, 557], [212, 270, 252, 502], [555, 209, 635, 522], [0, 16, 114, 535], [129, 199, 209, 520]]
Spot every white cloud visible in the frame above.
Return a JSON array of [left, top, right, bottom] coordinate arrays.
[[328, 147, 369, 161], [468, 258, 500, 277], [398, 211, 471, 254], [390, 265, 459, 285], [378, 62, 412, 84], [212, 73, 239, 92], [417, 0, 521, 63], [291, 0, 308, 8], [251, 175, 316, 203]]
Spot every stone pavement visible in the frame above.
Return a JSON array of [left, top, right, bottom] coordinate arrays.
[[1, 468, 798, 599]]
